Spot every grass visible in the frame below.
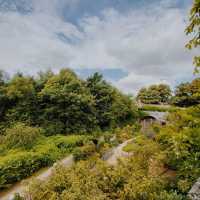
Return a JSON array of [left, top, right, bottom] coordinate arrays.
[[139, 105, 179, 112]]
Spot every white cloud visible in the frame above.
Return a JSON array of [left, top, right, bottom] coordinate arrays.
[[0, 0, 197, 93]]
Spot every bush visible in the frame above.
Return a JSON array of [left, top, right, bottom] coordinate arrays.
[[156, 107, 200, 193], [0, 135, 87, 190], [26, 148, 180, 200], [0, 151, 50, 189], [13, 193, 25, 200], [3, 123, 42, 149], [73, 144, 96, 161], [115, 125, 137, 143]]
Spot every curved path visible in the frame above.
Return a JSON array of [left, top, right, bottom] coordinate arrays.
[[0, 155, 74, 200], [188, 177, 200, 200], [0, 139, 133, 200], [104, 139, 133, 166]]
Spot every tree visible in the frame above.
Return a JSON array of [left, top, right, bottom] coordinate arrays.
[[35, 70, 54, 91], [6, 74, 35, 100], [86, 73, 137, 129], [0, 71, 8, 122], [39, 69, 98, 135], [173, 78, 200, 106], [5, 74, 38, 125], [186, 0, 200, 73], [86, 73, 115, 128], [137, 84, 172, 104]]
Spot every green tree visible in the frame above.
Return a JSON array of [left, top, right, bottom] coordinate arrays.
[[156, 106, 200, 193], [173, 78, 200, 106], [35, 70, 54, 91], [39, 69, 98, 135], [137, 84, 172, 104], [86, 73, 137, 129], [5, 74, 38, 125], [0, 71, 8, 123], [86, 73, 115, 128], [186, 0, 200, 73]]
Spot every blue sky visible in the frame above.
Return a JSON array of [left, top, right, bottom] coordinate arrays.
[[0, 0, 198, 94]]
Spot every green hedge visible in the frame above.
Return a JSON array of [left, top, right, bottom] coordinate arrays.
[[0, 135, 87, 190], [139, 105, 179, 112]]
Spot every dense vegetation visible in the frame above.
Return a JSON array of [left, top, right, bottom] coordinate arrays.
[[137, 84, 172, 104], [1, 2, 200, 199], [0, 69, 139, 190], [185, 0, 200, 73], [172, 78, 200, 107], [0, 71, 199, 199], [0, 128, 89, 189], [137, 78, 200, 107], [0, 69, 138, 135], [24, 105, 200, 200]]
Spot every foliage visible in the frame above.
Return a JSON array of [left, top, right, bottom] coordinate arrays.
[[13, 193, 25, 200], [172, 78, 200, 107], [26, 137, 184, 200], [0, 135, 87, 190], [123, 142, 135, 152], [9, 105, 200, 199], [137, 84, 172, 104], [4, 74, 39, 126], [0, 69, 138, 135], [2, 123, 42, 149], [186, 0, 200, 73], [73, 143, 96, 161], [6, 75, 35, 100], [115, 124, 138, 143], [86, 73, 138, 129], [139, 104, 179, 112], [156, 106, 200, 193], [39, 69, 98, 134]]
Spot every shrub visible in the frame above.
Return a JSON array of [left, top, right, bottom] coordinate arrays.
[[0, 151, 47, 189], [115, 125, 136, 143], [26, 149, 179, 200], [13, 193, 25, 200], [73, 144, 96, 161], [3, 123, 42, 149], [156, 107, 200, 193], [0, 135, 87, 189]]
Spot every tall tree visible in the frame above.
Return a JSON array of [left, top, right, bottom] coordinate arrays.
[[5, 74, 38, 125], [86, 72, 137, 129], [39, 69, 97, 135]]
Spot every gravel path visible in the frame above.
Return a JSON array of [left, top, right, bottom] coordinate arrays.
[[0, 139, 133, 200], [104, 139, 133, 165]]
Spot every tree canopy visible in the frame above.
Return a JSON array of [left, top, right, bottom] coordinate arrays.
[[172, 78, 200, 107], [186, 0, 200, 73], [0, 69, 138, 135], [137, 84, 172, 104]]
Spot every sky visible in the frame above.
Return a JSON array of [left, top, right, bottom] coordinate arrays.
[[0, 0, 198, 94]]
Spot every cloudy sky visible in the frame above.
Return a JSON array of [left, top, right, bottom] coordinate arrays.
[[0, 0, 198, 94]]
